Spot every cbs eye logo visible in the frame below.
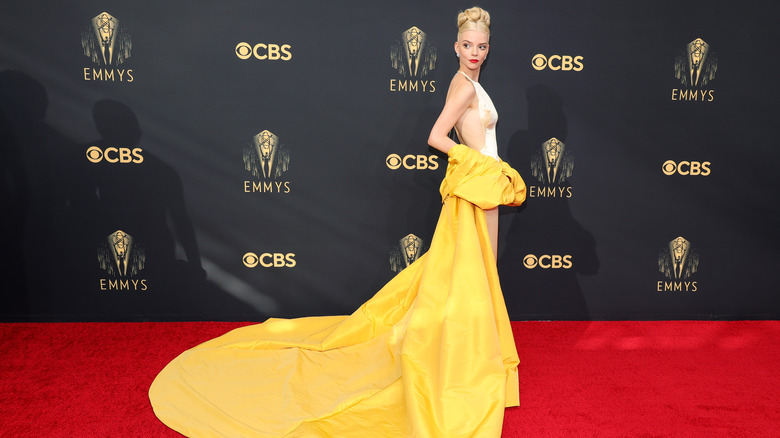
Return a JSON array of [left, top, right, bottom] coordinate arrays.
[[235, 42, 292, 61], [86, 146, 144, 164], [662, 160, 711, 176], [386, 154, 439, 170], [523, 254, 573, 269], [243, 252, 296, 268], [531, 54, 584, 71]]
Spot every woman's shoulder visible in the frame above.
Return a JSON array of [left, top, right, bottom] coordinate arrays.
[[446, 72, 476, 100]]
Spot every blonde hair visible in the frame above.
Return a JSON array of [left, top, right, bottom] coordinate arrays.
[[457, 6, 490, 39]]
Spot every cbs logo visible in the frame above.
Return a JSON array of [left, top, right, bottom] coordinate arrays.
[[662, 160, 711, 176], [531, 54, 584, 71], [523, 254, 573, 269], [86, 146, 143, 164], [243, 252, 296, 268], [386, 154, 439, 170], [235, 42, 292, 61]]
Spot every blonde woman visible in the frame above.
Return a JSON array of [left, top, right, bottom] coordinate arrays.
[[150, 7, 525, 437], [429, 7, 501, 260]]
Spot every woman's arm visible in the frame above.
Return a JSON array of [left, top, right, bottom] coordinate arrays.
[[427, 78, 475, 154]]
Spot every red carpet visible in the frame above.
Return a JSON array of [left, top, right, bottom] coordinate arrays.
[[1, 321, 778, 437]]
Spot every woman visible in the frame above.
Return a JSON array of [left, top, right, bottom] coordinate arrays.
[[429, 6, 500, 260], [150, 7, 525, 437]]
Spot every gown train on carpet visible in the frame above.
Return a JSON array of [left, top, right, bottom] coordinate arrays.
[[149, 144, 527, 437]]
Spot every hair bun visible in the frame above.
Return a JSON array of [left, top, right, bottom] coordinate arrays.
[[457, 6, 490, 36]]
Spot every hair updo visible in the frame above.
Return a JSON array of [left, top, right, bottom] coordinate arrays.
[[457, 6, 490, 39]]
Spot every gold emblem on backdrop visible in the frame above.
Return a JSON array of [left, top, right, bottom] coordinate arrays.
[[389, 234, 424, 272], [522, 254, 573, 270], [391, 27, 437, 78], [529, 138, 574, 198], [242, 130, 292, 193], [531, 54, 584, 71], [658, 236, 699, 280], [671, 38, 717, 101], [674, 38, 717, 87], [531, 137, 574, 184], [235, 42, 292, 61], [661, 160, 712, 176], [243, 252, 296, 268], [385, 153, 440, 170], [243, 130, 290, 179], [81, 12, 132, 66], [97, 230, 145, 277], [389, 27, 438, 93], [81, 12, 134, 82]]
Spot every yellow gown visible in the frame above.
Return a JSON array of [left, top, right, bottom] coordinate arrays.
[[149, 144, 527, 437]]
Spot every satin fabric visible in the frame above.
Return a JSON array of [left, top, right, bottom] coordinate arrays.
[[149, 144, 526, 437]]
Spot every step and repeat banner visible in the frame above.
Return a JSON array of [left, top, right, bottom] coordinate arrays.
[[1, 1, 778, 321]]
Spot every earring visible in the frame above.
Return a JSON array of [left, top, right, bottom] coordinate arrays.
[[456, 53, 460, 58]]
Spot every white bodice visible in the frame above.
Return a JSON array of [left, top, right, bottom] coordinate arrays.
[[459, 71, 499, 160]]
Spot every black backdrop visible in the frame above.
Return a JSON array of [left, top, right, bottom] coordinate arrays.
[[1, 0, 778, 321]]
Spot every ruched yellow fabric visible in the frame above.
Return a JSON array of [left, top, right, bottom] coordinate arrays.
[[149, 144, 526, 437]]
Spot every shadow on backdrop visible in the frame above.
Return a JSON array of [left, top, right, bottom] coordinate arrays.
[[0, 77, 265, 321], [362, 104, 446, 294], [0, 70, 77, 319], [79, 99, 262, 320], [500, 84, 598, 320]]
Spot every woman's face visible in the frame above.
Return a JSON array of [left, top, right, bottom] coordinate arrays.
[[455, 30, 489, 71]]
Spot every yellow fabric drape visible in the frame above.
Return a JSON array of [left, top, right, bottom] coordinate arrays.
[[149, 144, 526, 437]]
